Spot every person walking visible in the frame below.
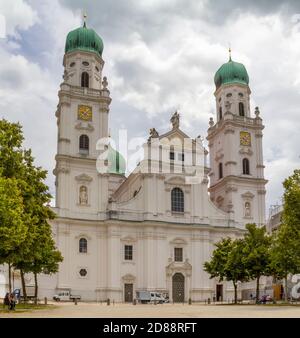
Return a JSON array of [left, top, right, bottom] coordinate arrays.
[[9, 293, 16, 311]]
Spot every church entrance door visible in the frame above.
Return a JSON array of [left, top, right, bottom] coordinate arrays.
[[172, 273, 185, 302], [216, 284, 223, 301], [124, 283, 133, 302]]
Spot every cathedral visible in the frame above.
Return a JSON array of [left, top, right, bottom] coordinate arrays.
[[3, 21, 268, 302]]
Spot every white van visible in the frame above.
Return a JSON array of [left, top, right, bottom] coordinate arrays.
[[136, 291, 167, 304]]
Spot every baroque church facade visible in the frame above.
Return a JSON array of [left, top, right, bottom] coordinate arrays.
[[35, 23, 267, 302]]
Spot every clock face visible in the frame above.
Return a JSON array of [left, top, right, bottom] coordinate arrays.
[[78, 105, 92, 121], [240, 131, 251, 146]]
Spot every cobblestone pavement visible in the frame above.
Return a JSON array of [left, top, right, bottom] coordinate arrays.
[[1, 302, 300, 318]]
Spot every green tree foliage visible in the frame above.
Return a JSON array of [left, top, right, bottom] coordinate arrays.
[[0, 119, 63, 299], [242, 223, 271, 303], [269, 169, 300, 302], [204, 238, 248, 303]]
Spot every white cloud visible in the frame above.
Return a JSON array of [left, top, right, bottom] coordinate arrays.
[[0, 0, 299, 214], [0, 0, 38, 38]]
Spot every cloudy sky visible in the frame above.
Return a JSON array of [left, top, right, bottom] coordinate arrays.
[[0, 0, 299, 215]]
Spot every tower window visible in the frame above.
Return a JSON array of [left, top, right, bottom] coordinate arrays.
[[70, 62, 75, 67], [95, 66, 99, 72], [219, 107, 223, 120], [219, 162, 223, 179], [242, 158, 250, 175], [171, 187, 184, 213], [174, 248, 183, 262], [79, 134, 89, 154], [226, 93, 232, 98], [82, 61, 89, 66], [79, 238, 87, 253], [239, 93, 244, 97], [124, 245, 133, 260], [178, 153, 184, 161], [239, 102, 245, 117], [81, 72, 89, 88], [170, 152, 175, 160]]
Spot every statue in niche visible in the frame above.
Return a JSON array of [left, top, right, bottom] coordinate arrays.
[[170, 111, 180, 129], [79, 186, 88, 205], [225, 101, 232, 112], [245, 202, 251, 217]]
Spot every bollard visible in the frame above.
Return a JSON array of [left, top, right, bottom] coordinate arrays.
[[208, 298, 211, 304], [113, 299, 115, 306], [107, 298, 110, 306], [44, 297, 47, 305], [133, 298, 137, 305], [74, 298, 78, 305], [188, 298, 192, 305]]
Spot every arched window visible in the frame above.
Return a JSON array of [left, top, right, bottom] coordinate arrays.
[[239, 102, 245, 116], [79, 134, 89, 153], [79, 238, 87, 253], [219, 162, 223, 179], [219, 107, 222, 120], [171, 187, 184, 213], [242, 158, 250, 175], [81, 72, 89, 88]]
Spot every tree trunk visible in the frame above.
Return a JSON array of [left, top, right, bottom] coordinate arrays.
[[285, 275, 288, 303], [20, 269, 27, 303], [233, 281, 238, 304], [256, 275, 260, 304], [34, 272, 38, 305], [8, 263, 12, 293]]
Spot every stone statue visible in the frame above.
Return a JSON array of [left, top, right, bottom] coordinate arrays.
[[170, 111, 180, 129], [255, 106, 260, 118], [102, 76, 108, 89], [245, 202, 251, 217], [149, 128, 159, 138], [225, 101, 232, 112], [79, 186, 88, 205]]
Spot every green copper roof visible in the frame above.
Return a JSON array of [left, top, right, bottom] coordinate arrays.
[[107, 145, 126, 175], [214, 58, 249, 89], [65, 23, 104, 57]]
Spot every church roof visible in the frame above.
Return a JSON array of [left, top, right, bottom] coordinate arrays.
[[214, 57, 249, 90], [65, 23, 104, 57]]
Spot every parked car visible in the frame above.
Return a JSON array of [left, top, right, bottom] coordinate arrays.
[[53, 290, 81, 302], [136, 291, 167, 304]]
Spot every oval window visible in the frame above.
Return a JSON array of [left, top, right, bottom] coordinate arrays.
[[239, 93, 244, 97], [82, 61, 89, 66], [79, 269, 87, 277], [226, 93, 232, 98], [70, 62, 75, 67]]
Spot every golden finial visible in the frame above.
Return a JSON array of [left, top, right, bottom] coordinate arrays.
[[228, 43, 232, 61], [83, 11, 87, 28]]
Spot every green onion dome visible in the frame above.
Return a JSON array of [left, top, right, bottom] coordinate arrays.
[[65, 23, 104, 57], [214, 57, 249, 89], [107, 144, 126, 175]]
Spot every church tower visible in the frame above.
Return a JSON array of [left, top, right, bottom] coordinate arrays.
[[54, 19, 125, 219], [207, 51, 267, 226]]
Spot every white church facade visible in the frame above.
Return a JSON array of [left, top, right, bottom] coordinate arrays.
[[1, 22, 267, 302]]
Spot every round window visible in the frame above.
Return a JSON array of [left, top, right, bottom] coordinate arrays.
[[226, 93, 232, 97], [79, 269, 87, 277], [239, 93, 244, 97], [70, 62, 75, 67], [82, 61, 89, 66]]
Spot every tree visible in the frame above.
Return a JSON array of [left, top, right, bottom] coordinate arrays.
[[270, 224, 300, 302], [0, 177, 27, 292], [242, 223, 271, 303], [0, 119, 63, 299], [204, 238, 249, 304], [282, 169, 300, 230], [269, 169, 300, 302]]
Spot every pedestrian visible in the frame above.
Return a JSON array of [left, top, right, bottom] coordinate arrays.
[[3, 293, 10, 309], [9, 293, 16, 311]]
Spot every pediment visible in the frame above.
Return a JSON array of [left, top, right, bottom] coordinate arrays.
[[170, 237, 188, 245], [75, 173, 93, 182], [241, 191, 255, 199], [165, 176, 186, 186], [122, 274, 136, 281], [159, 128, 190, 142], [120, 236, 137, 242]]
